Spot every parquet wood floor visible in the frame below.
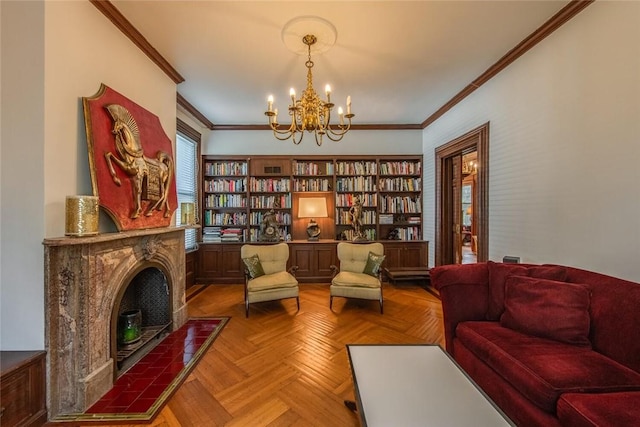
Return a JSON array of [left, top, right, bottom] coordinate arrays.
[[120, 282, 444, 427]]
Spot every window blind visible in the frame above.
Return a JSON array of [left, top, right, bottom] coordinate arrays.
[[176, 121, 200, 251]]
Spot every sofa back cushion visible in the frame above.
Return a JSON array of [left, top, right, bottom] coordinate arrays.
[[566, 267, 640, 373], [500, 276, 592, 347], [487, 261, 568, 320]]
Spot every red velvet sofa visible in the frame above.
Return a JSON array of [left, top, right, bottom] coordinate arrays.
[[431, 261, 640, 426]]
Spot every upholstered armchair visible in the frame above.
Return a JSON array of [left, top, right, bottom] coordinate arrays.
[[330, 242, 385, 313], [241, 243, 299, 317]]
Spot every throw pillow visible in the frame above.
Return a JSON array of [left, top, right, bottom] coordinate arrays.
[[500, 275, 592, 347], [486, 260, 569, 320], [363, 251, 386, 277], [242, 254, 265, 279]]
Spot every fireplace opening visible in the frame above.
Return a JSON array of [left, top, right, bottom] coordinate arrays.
[[113, 266, 172, 377]]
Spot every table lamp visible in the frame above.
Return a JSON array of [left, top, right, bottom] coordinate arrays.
[[298, 197, 328, 241]]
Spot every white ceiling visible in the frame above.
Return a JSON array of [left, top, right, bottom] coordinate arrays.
[[112, 1, 570, 127]]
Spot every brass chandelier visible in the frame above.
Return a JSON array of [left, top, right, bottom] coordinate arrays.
[[265, 34, 354, 146]]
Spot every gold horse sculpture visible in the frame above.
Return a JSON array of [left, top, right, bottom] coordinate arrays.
[[104, 104, 173, 219]]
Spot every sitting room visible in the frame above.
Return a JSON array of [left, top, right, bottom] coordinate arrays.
[[1, 1, 639, 426]]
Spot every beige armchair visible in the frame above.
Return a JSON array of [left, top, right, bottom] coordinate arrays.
[[330, 242, 385, 314], [241, 243, 299, 317]]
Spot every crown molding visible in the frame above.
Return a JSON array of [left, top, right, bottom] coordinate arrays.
[[421, 0, 594, 129], [90, 0, 184, 84]]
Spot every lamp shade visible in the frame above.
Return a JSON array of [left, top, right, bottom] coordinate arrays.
[[298, 197, 328, 218]]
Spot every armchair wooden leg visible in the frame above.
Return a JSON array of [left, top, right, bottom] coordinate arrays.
[[245, 300, 249, 318], [330, 295, 333, 311], [380, 298, 384, 314], [296, 297, 300, 312]]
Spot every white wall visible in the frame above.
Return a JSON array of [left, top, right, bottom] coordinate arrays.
[[423, 1, 640, 282], [1, 0, 46, 350], [0, 1, 177, 350], [204, 129, 422, 156]]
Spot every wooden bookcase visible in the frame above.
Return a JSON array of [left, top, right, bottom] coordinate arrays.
[[197, 155, 424, 283]]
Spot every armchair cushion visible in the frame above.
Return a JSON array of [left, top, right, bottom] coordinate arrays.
[[242, 254, 265, 279], [247, 270, 298, 292], [332, 271, 381, 288], [363, 251, 385, 277]]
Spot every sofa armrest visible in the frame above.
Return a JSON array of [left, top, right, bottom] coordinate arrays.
[[430, 263, 490, 354]]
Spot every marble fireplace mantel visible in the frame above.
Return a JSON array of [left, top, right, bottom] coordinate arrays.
[[43, 227, 189, 419]]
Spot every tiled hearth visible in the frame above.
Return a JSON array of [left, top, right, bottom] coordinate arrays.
[[43, 227, 189, 419]]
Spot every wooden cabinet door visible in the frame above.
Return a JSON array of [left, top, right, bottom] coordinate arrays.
[[198, 244, 222, 280], [315, 244, 337, 278], [290, 244, 314, 278], [222, 244, 243, 278], [381, 242, 428, 268], [290, 242, 337, 282], [381, 243, 403, 269]]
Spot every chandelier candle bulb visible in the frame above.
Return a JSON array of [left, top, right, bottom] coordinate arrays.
[[290, 88, 296, 102], [339, 107, 344, 125], [347, 96, 352, 115], [267, 95, 273, 112]]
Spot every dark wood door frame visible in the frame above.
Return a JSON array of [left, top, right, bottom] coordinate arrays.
[[435, 123, 489, 266]]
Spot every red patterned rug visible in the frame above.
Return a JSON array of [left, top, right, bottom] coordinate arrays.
[[51, 317, 228, 424]]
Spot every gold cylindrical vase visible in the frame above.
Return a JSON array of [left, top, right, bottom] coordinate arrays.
[[181, 202, 195, 225], [65, 195, 99, 236]]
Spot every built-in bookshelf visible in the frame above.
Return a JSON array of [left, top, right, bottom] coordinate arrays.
[[200, 155, 422, 243], [202, 159, 248, 243]]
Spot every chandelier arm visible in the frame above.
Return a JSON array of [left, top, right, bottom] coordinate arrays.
[[313, 130, 323, 146], [292, 131, 304, 145]]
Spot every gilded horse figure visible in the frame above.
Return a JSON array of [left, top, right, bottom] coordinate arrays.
[[104, 104, 173, 219]]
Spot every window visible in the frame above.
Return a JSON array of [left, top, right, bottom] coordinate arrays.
[[176, 119, 200, 251]]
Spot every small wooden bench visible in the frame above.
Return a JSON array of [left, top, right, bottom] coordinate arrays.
[[384, 267, 430, 285], [384, 267, 439, 297]]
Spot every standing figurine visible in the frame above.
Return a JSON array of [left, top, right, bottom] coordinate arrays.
[[349, 194, 367, 242]]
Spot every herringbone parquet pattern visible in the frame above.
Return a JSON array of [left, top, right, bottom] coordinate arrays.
[[121, 283, 444, 426]]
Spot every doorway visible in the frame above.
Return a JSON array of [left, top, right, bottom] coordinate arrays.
[[435, 123, 489, 266]]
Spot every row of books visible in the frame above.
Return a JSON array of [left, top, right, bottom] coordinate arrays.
[[335, 161, 377, 176], [203, 211, 247, 226], [335, 209, 377, 225], [379, 196, 422, 214], [379, 161, 421, 176], [202, 227, 246, 242], [390, 227, 421, 241], [335, 193, 377, 207], [249, 211, 291, 225], [340, 229, 377, 241], [249, 194, 291, 209], [292, 178, 331, 192], [204, 178, 246, 193], [204, 162, 247, 176], [205, 194, 246, 208], [378, 177, 421, 192], [335, 176, 376, 192], [292, 161, 334, 175], [250, 177, 290, 192]]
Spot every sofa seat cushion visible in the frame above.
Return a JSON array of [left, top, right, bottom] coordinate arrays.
[[332, 271, 381, 288], [247, 271, 298, 292], [456, 321, 640, 413], [557, 392, 640, 427]]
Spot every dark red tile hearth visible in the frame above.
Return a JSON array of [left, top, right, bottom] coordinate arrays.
[[84, 318, 225, 417]]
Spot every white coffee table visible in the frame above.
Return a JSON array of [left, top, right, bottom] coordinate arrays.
[[346, 344, 514, 426]]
